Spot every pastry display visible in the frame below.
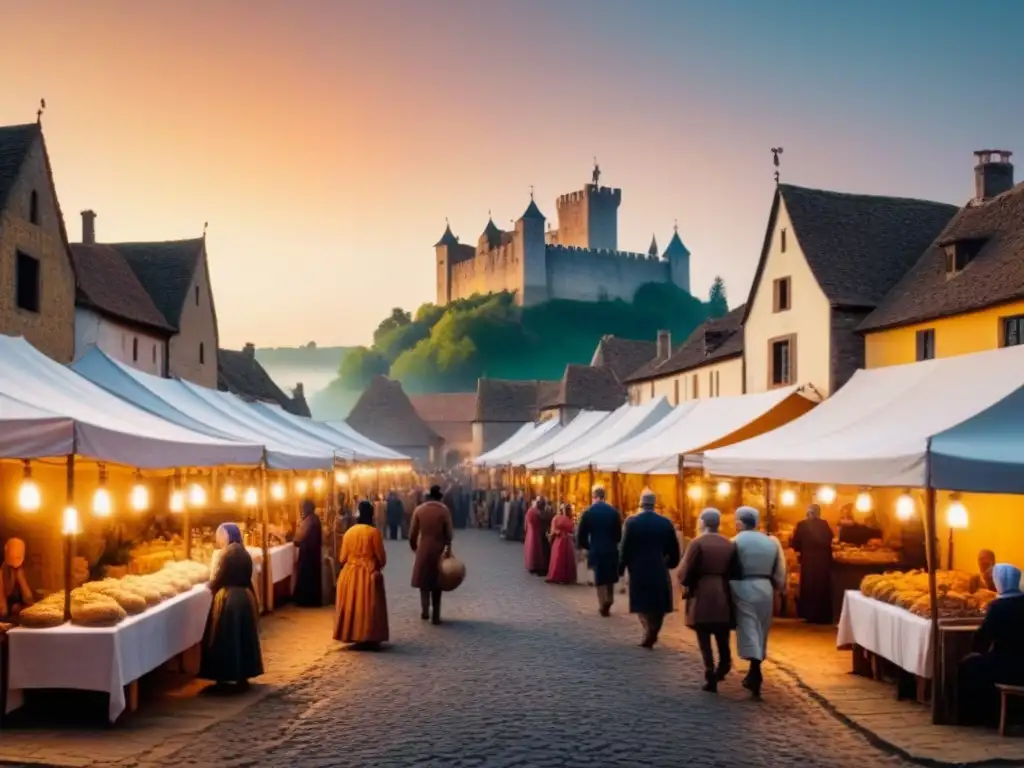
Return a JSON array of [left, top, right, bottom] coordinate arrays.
[[18, 601, 65, 628], [860, 569, 994, 619], [70, 588, 127, 627], [834, 541, 901, 565], [82, 580, 148, 615]]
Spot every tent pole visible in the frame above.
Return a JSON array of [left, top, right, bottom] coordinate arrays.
[[924, 441, 941, 724], [260, 458, 271, 614], [676, 456, 684, 531], [183, 471, 192, 561], [63, 454, 75, 623], [763, 478, 774, 533]]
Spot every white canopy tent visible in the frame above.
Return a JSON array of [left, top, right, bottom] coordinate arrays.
[[505, 411, 610, 468], [587, 401, 701, 472], [252, 402, 407, 462], [616, 386, 814, 475], [474, 419, 561, 468], [703, 345, 1024, 487], [551, 398, 675, 471], [1, 337, 262, 467], [473, 423, 535, 467], [72, 347, 331, 470], [322, 420, 408, 462]]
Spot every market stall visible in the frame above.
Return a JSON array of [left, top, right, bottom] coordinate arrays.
[[474, 419, 561, 469], [251, 401, 408, 462]]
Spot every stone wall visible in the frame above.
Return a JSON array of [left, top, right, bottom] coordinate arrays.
[[448, 239, 521, 300], [169, 250, 219, 388], [0, 134, 75, 362], [545, 245, 669, 303]]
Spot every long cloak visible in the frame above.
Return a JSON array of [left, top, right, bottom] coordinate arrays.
[[791, 517, 834, 624], [293, 512, 324, 607], [730, 530, 786, 661]]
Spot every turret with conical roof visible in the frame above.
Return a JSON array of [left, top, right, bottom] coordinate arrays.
[[435, 221, 459, 247], [648, 234, 659, 259], [480, 217, 503, 250], [515, 191, 548, 305], [664, 223, 691, 293], [519, 198, 545, 222]]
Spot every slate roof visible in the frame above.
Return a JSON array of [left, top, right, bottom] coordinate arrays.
[[217, 348, 311, 417], [743, 185, 958, 323], [347, 376, 443, 448], [475, 378, 553, 423], [542, 364, 626, 411], [860, 181, 1024, 331], [410, 393, 477, 446], [113, 239, 205, 328], [520, 199, 545, 221], [0, 123, 38, 211], [435, 223, 458, 247], [590, 335, 657, 382], [70, 244, 175, 334], [626, 305, 745, 383]]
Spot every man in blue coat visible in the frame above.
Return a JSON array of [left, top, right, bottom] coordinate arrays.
[[576, 485, 623, 616], [620, 489, 682, 648]]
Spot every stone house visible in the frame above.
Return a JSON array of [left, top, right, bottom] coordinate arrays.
[[347, 376, 444, 465], [410, 392, 477, 467], [589, 335, 656, 383], [742, 183, 958, 397], [218, 343, 311, 417], [472, 378, 553, 458], [625, 305, 746, 404], [0, 122, 76, 362], [538, 364, 625, 424]]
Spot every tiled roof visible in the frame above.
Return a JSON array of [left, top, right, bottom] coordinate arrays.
[[347, 376, 443, 448], [217, 348, 310, 417], [475, 378, 551, 423], [114, 239, 205, 328], [0, 123, 37, 211], [743, 185, 958, 323], [543, 364, 625, 410], [70, 244, 175, 334], [590, 335, 657, 381], [860, 181, 1024, 332], [410, 392, 477, 446], [626, 305, 745, 383]]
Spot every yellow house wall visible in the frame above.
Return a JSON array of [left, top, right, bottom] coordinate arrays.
[[628, 356, 744, 405], [744, 199, 833, 395], [864, 300, 1024, 368]]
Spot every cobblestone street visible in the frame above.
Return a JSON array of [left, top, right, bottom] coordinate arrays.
[[135, 530, 912, 768]]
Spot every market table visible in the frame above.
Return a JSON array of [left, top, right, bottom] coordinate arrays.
[[5, 584, 212, 723], [211, 543, 294, 611], [836, 589, 932, 678]]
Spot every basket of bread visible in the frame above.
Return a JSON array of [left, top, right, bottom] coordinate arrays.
[[860, 569, 996, 619]]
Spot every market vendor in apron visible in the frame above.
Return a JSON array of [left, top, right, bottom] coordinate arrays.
[[0, 538, 35, 620], [790, 504, 835, 624]]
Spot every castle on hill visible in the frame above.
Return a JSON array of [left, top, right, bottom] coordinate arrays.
[[434, 165, 692, 307]]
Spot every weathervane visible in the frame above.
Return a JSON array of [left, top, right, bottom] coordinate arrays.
[[771, 147, 784, 184], [203, 221, 209, 237], [592, 157, 601, 186], [529, 185, 534, 201], [673, 218, 678, 234], [36, 98, 46, 124]]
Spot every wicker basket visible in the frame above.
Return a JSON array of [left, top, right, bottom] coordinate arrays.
[[438, 551, 466, 592]]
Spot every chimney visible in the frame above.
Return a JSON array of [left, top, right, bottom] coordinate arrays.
[[974, 150, 1014, 201], [292, 382, 304, 398], [656, 330, 671, 362], [243, 342, 255, 359], [81, 210, 96, 244]]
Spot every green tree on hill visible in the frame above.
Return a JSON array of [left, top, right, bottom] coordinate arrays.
[[708, 276, 728, 317]]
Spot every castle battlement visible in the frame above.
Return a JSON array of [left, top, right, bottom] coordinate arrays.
[[556, 184, 622, 207], [545, 244, 662, 262]]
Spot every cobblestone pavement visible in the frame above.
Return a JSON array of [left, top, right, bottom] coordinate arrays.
[[148, 531, 913, 768]]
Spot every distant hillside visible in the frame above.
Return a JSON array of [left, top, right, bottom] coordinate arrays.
[[254, 345, 353, 419], [255, 345, 352, 369]]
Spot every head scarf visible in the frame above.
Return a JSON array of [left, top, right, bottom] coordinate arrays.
[[736, 506, 760, 531], [699, 508, 721, 533], [640, 489, 656, 511], [301, 499, 316, 518], [357, 500, 375, 526], [992, 564, 1022, 597], [807, 504, 822, 520], [216, 523, 243, 548]]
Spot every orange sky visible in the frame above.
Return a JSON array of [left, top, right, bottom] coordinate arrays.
[[3, 1, 1019, 349]]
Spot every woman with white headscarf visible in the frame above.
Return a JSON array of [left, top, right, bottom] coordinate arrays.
[[958, 563, 1024, 725], [730, 506, 786, 698]]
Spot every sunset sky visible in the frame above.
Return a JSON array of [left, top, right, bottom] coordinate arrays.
[[3, 1, 1022, 349]]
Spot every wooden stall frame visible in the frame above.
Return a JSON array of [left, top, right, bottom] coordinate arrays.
[[62, 453, 75, 623], [924, 439, 943, 724]]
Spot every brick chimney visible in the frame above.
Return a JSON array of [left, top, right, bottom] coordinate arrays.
[[974, 150, 1014, 201], [81, 210, 96, 244], [243, 342, 255, 359], [656, 330, 671, 362]]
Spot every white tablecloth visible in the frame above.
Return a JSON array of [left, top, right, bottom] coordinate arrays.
[[211, 544, 294, 586], [836, 590, 932, 678], [5, 584, 212, 722]]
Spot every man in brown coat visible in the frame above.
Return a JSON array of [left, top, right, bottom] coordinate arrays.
[[409, 485, 454, 625], [678, 508, 737, 693]]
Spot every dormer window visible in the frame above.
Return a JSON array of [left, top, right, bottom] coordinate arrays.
[[943, 238, 986, 277]]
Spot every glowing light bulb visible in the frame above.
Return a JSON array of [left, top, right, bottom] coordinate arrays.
[[946, 498, 969, 529], [895, 493, 915, 521], [169, 490, 185, 513], [92, 486, 112, 517], [686, 485, 704, 502], [18, 479, 41, 511], [816, 485, 837, 505], [243, 486, 259, 507], [780, 489, 797, 507], [62, 505, 80, 535], [221, 483, 238, 503], [130, 483, 150, 512], [295, 479, 309, 495], [312, 476, 324, 492], [716, 481, 731, 498], [855, 491, 873, 514], [188, 483, 207, 507], [335, 471, 348, 485], [271, 482, 286, 501]]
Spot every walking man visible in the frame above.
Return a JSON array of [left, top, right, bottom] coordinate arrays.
[[385, 489, 404, 541], [619, 489, 681, 648], [576, 485, 622, 616]]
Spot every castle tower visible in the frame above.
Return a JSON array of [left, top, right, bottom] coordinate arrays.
[[434, 222, 458, 305], [647, 234, 659, 259], [555, 168, 622, 250], [515, 197, 548, 306], [663, 224, 691, 294]]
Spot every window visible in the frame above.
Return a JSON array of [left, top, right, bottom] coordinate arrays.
[[772, 277, 791, 312], [199, 342, 205, 365], [29, 190, 39, 225], [1002, 315, 1024, 348], [780, 228, 787, 253], [194, 285, 200, 306], [768, 335, 796, 388], [691, 374, 699, 399], [944, 239, 986, 277], [673, 379, 680, 405], [15, 251, 40, 313], [132, 337, 139, 362], [915, 329, 935, 361]]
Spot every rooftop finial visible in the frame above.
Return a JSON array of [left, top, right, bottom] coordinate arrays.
[[488, 209, 492, 220], [592, 157, 601, 186], [673, 219, 678, 234], [529, 185, 534, 201], [36, 98, 46, 124], [203, 221, 208, 237], [771, 147, 784, 184]]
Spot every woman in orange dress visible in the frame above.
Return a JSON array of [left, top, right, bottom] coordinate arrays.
[[546, 503, 578, 585], [334, 501, 389, 648]]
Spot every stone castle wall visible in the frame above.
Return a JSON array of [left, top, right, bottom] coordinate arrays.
[[448, 240, 520, 300], [545, 245, 669, 303]]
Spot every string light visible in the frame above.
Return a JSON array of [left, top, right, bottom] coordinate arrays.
[[169, 490, 185, 513], [335, 471, 349, 485], [130, 482, 150, 512], [855, 490, 873, 513], [62, 506, 80, 535], [716, 481, 731, 498], [686, 485, 704, 502], [221, 483, 239, 503], [17, 460, 40, 512], [946, 495, 969, 529], [243, 486, 259, 507], [780, 489, 797, 507], [312, 476, 325, 492], [92, 465, 112, 517], [188, 483, 207, 507], [270, 482, 286, 501], [816, 485, 837, 505], [895, 492, 915, 521], [295, 478, 309, 495]]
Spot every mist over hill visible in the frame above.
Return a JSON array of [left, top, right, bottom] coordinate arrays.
[[254, 344, 353, 418]]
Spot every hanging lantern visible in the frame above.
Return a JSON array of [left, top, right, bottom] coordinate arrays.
[[187, 483, 207, 507], [295, 478, 309, 495], [855, 490, 873, 513], [312, 476, 325, 492], [335, 471, 349, 485], [18, 460, 41, 512], [895, 492, 915, 521], [270, 482, 286, 501], [92, 487, 112, 517], [816, 485, 837, 505], [62, 506, 80, 535], [716, 481, 731, 498], [169, 490, 185, 513], [221, 483, 239, 503], [946, 496, 969, 529], [780, 488, 797, 507], [130, 482, 150, 512], [686, 485, 704, 502], [243, 486, 259, 507]]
